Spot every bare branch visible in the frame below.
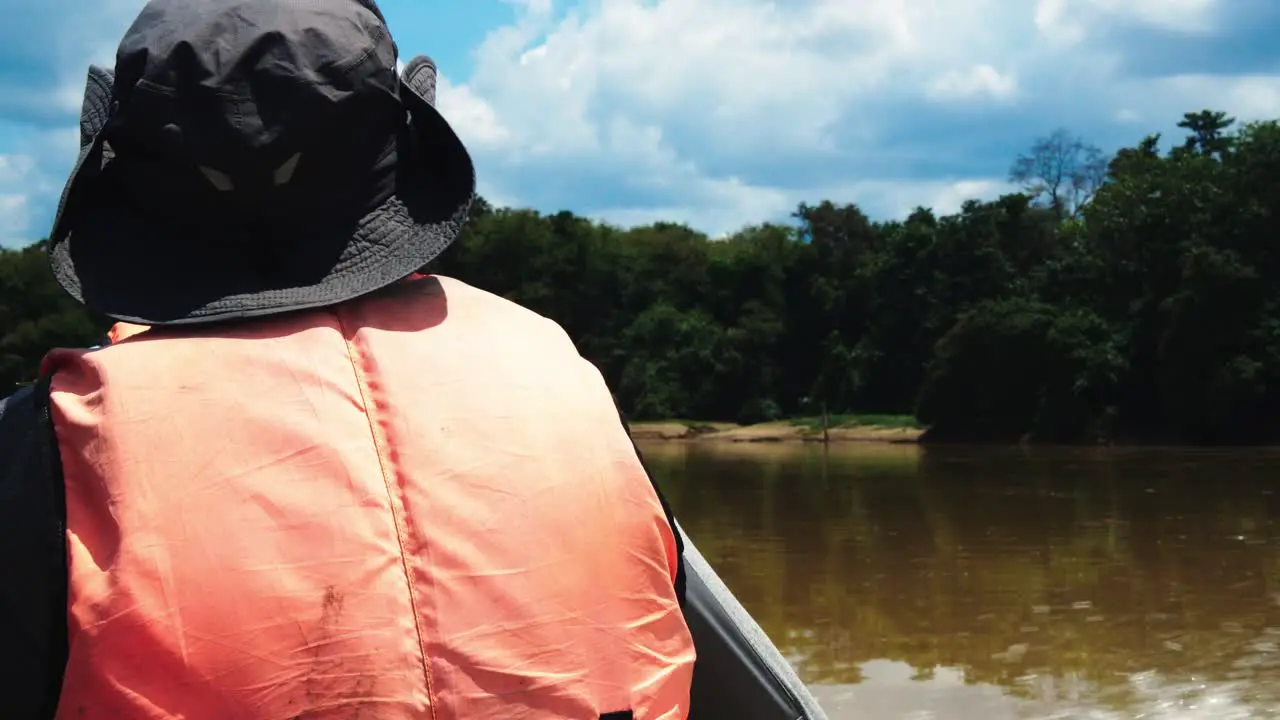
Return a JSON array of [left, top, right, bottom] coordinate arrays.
[[1009, 128, 1109, 219]]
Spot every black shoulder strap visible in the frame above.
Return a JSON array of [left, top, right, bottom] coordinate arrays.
[[0, 377, 70, 718], [611, 399, 686, 607]]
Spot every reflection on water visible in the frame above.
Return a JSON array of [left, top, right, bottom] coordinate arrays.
[[639, 442, 1280, 719]]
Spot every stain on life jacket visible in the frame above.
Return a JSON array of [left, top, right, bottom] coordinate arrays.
[[43, 275, 695, 719]]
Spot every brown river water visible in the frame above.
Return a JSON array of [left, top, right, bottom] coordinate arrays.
[[638, 441, 1280, 719]]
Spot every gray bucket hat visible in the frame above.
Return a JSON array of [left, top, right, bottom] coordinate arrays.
[[50, 0, 474, 326]]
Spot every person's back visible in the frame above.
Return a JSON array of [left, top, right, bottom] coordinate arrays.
[[47, 275, 693, 717], [0, 0, 832, 717], [0, 0, 700, 715]]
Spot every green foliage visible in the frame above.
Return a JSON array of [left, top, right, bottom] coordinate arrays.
[[0, 241, 111, 391], [4, 110, 1280, 443]]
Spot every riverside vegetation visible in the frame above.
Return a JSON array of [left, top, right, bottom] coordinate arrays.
[[3, 110, 1279, 444]]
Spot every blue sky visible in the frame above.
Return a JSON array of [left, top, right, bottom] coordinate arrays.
[[1, 0, 1279, 246]]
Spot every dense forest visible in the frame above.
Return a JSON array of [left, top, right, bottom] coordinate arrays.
[[2, 109, 1278, 443]]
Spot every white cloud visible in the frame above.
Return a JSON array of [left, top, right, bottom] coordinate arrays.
[[1084, 74, 1280, 136], [419, 0, 1280, 236], [0, 195, 30, 247], [35, 0, 141, 115], [1091, 0, 1218, 32], [0, 155, 35, 184], [433, 0, 1051, 234], [0, 130, 82, 246], [823, 178, 1019, 221], [1151, 75, 1280, 120], [1115, 108, 1142, 123], [1034, 0, 1218, 45], [580, 177, 1016, 239], [6, 0, 1276, 243], [437, 74, 510, 149], [927, 65, 1019, 102], [0, 155, 35, 247], [461, 0, 1027, 155]]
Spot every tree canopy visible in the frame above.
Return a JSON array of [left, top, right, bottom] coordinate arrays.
[[3, 109, 1278, 444]]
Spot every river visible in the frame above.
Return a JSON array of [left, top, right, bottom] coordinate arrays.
[[637, 441, 1280, 719]]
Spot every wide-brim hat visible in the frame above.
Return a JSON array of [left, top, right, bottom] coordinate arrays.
[[49, 0, 475, 326]]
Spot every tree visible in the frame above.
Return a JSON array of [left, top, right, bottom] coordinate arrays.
[[1009, 128, 1108, 220], [1176, 110, 1234, 158], [4, 109, 1280, 445]]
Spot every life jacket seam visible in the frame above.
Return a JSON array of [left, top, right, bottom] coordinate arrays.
[[334, 310, 439, 720]]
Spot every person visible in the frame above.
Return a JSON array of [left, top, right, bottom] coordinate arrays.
[[0, 0, 827, 718]]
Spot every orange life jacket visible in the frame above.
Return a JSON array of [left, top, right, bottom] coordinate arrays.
[[43, 274, 695, 719]]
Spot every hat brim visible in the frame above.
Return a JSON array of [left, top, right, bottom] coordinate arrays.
[[48, 72, 475, 326]]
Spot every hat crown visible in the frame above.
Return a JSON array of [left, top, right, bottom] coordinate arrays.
[[108, 0, 402, 193]]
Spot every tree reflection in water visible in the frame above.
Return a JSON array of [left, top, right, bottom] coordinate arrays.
[[641, 442, 1280, 719]]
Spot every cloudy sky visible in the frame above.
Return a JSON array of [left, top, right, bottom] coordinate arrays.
[[1, 0, 1278, 247]]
